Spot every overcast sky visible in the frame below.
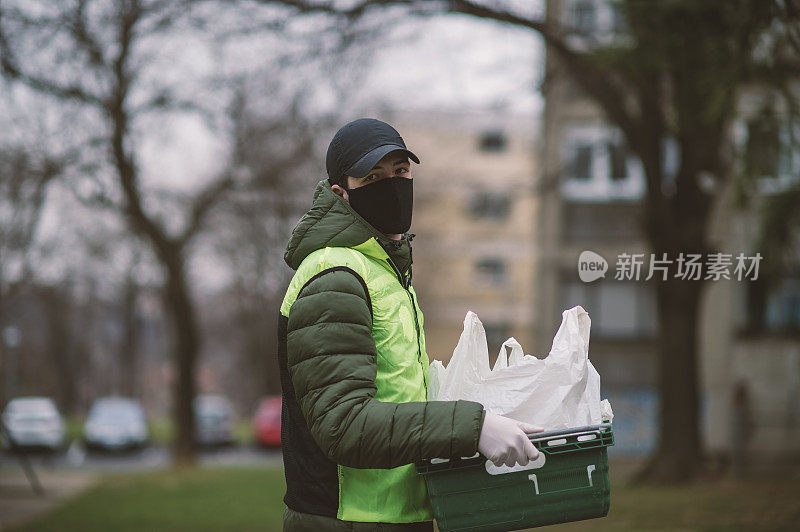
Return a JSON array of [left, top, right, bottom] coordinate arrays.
[[358, 15, 544, 115]]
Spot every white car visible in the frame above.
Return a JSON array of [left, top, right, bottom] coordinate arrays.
[[2, 397, 66, 451], [84, 397, 148, 451]]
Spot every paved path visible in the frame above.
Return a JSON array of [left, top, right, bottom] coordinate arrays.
[[0, 445, 281, 529], [0, 468, 98, 530]]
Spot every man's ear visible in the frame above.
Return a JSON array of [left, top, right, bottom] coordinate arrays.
[[331, 184, 349, 202]]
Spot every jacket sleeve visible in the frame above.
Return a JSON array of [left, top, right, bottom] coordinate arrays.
[[286, 268, 485, 469]]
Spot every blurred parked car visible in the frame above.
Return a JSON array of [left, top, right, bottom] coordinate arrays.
[[253, 396, 281, 447], [84, 397, 148, 451], [1, 397, 66, 451], [194, 394, 236, 447]]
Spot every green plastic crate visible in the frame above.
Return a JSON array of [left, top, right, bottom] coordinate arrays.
[[416, 423, 614, 532]]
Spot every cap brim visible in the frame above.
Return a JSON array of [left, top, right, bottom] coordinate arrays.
[[345, 144, 420, 179]]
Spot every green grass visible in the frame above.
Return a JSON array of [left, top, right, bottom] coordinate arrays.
[[234, 420, 255, 445], [148, 418, 255, 446], [14, 467, 286, 532], [146, 418, 175, 445], [568, 477, 800, 531], [12, 468, 800, 531], [63, 417, 83, 444]]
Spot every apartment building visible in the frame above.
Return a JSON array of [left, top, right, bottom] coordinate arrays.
[[391, 110, 540, 367], [540, 0, 800, 459]]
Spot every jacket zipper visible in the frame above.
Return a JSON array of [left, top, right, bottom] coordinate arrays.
[[385, 258, 427, 392]]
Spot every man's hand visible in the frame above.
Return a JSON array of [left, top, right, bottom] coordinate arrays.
[[478, 412, 543, 467]]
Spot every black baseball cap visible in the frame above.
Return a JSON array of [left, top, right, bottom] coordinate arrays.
[[326, 118, 420, 186]]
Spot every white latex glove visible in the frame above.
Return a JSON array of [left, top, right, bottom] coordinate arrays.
[[478, 412, 543, 467]]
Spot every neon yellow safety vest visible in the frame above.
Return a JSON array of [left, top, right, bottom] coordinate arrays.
[[280, 238, 432, 522]]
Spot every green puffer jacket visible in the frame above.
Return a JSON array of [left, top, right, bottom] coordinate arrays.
[[278, 179, 485, 524]]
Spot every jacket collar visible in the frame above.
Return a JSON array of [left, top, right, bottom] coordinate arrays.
[[284, 180, 413, 278]]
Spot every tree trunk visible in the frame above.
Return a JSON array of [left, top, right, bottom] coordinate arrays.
[[635, 151, 714, 481], [107, 51, 201, 464], [637, 277, 704, 481], [119, 277, 139, 398], [44, 286, 79, 416], [162, 254, 199, 466]]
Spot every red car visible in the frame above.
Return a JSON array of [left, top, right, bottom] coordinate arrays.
[[253, 396, 282, 447]]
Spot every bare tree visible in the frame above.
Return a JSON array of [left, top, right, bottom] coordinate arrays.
[[0, 0, 249, 463], [118, 260, 142, 398], [0, 0, 374, 463], [200, 87, 335, 408], [0, 147, 61, 303], [4, 1, 218, 463], [35, 283, 77, 415], [0, 145, 62, 405]]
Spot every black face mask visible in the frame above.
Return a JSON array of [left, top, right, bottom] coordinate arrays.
[[348, 178, 413, 234]]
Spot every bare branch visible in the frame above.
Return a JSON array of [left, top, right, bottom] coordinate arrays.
[[70, 0, 108, 69], [129, 90, 216, 122], [445, 0, 640, 138], [257, 0, 376, 18], [71, 186, 124, 213], [179, 175, 236, 245], [136, 0, 197, 34], [0, 4, 106, 107], [0, 146, 64, 304]]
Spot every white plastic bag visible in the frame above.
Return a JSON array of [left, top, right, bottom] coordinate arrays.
[[429, 306, 612, 430]]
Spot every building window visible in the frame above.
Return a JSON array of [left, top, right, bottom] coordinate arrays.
[[469, 193, 511, 220], [561, 124, 645, 201], [569, 144, 593, 180], [476, 258, 507, 285], [479, 130, 507, 152], [572, 0, 596, 34], [607, 142, 628, 181]]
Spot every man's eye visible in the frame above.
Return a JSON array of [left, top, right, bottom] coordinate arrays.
[[364, 174, 377, 181]]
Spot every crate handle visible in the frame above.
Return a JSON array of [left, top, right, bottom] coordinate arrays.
[[527, 465, 596, 495], [529, 427, 607, 443], [530, 427, 611, 454], [485, 452, 546, 475]]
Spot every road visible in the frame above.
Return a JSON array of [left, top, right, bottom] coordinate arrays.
[[0, 443, 282, 473]]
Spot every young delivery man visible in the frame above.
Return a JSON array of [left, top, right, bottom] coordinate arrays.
[[278, 118, 542, 531]]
